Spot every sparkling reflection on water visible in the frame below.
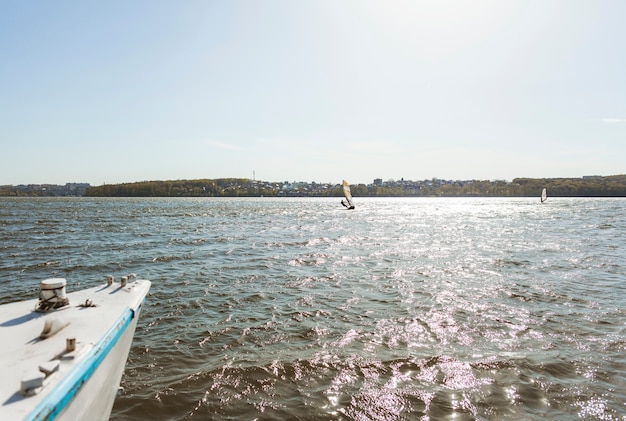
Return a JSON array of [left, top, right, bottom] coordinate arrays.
[[1, 197, 625, 420]]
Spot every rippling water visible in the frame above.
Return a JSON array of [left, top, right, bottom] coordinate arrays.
[[1, 197, 625, 420]]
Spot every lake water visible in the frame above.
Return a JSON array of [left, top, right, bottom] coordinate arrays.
[[1, 197, 625, 420]]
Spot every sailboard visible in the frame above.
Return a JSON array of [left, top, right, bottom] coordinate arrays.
[[541, 188, 547, 203], [341, 180, 355, 210]]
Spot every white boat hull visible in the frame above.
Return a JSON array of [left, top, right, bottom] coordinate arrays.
[[55, 309, 141, 421], [0, 277, 150, 421]]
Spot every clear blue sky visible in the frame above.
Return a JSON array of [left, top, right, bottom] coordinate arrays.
[[1, 0, 624, 186]]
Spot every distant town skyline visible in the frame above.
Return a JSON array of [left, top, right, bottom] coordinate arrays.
[[2, 1, 625, 186], [5, 174, 625, 198], [2, 172, 618, 189]]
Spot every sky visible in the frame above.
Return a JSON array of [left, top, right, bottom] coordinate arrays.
[[1, 0, 625, 186]]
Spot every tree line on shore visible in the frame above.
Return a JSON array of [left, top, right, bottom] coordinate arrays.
[[79, 175, 626, 197], [3, 175, 625, 198]]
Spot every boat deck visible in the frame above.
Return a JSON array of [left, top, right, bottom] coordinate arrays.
[[0, 278, 150, 421]]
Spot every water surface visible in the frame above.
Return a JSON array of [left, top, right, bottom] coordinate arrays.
[[1, 197, 625, 420]]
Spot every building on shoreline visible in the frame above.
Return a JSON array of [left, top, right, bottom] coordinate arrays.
[[0, 183, 90, 197]]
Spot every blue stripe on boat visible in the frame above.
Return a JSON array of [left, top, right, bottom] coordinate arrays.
[[25, 306, 137, 421]]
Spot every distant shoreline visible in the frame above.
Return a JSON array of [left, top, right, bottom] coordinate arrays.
[[2, 175, 626, 198]]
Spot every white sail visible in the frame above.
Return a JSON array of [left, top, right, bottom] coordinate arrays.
[[541, 188, 547, 203], [342, 180, 355, 209]]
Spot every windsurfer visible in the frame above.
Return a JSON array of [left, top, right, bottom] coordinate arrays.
[[341, 199, 349, 208]]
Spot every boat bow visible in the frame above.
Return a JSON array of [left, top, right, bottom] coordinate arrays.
[[0, 276, 150, 421]]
